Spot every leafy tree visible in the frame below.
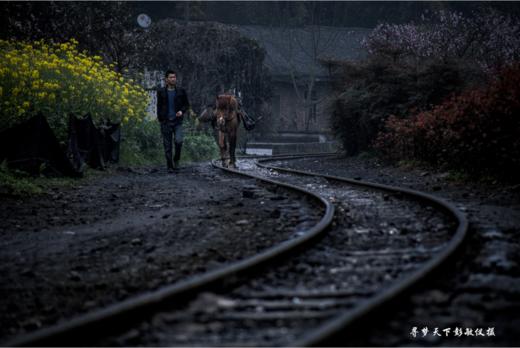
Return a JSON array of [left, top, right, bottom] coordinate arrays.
[[363, 8, 520, 73], [144, 19, 271, 117], [1, 1, 150, 72]]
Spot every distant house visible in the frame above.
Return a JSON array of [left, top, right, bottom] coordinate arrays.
[[237, 25, 370, 135]]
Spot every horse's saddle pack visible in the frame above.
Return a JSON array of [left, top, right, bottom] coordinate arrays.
[[240, 111, 255, 131]]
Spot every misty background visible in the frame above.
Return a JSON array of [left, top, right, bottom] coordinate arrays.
[[133, 1, 520, 28]]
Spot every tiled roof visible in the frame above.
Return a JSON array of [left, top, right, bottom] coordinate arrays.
[[237, 25, 371, 78]]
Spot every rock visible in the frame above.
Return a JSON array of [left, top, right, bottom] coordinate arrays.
[[131, 238, 143, 246], [73, 264, 87, 271], [480, 228, 504, 240], [21, 318, 42, 330], [83, 300, 98, 310], [109, 266, 120, 273], [69, 271, 82, 281], [242, 189, 256, 199], [270, 209, 281, 218], [21, 268, 35, 277], [95, 282, 108, 290]]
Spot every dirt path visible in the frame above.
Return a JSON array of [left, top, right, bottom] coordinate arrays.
[[0, 162, 321, 342]]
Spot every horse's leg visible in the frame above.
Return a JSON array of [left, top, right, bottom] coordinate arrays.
[[229, 127, 237, 169], [224, 133, 231, 167], [218, 131, 228, 167]]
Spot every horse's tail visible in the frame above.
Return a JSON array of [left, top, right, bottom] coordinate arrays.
[[199, 107, 215, 122]]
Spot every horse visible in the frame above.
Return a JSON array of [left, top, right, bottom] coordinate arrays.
[[199, 94, 241, 168]]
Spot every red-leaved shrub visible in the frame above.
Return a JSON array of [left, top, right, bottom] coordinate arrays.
[[375, 64, 520, 179]]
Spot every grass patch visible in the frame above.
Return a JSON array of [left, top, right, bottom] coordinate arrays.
[[396, 159, 431, 171], [358, 150, 378, 160], [445, 169, 507, 186], [445, 170, 473, 183], [0, 167, 43, 196], [0, 162, 108, 198]]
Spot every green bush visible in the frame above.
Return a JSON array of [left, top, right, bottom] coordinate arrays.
[[120, 115, 218, 166], [182, 115, 219, 163], [120, 118, 163, 166]]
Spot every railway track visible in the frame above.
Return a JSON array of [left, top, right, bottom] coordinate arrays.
[[246, 154, 468, 345], [5, 153, 467, 346]]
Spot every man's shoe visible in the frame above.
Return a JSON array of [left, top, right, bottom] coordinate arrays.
[[167, 167, 175, 174], [173, 161, 180, 170]]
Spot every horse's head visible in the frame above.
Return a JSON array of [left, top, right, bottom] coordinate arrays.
[[215, 94, 238, 125]]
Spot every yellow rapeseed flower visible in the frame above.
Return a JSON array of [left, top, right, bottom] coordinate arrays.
[[2, 38, 148, 135]]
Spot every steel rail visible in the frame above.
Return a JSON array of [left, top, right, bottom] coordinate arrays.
[[255, 156, 468, 346], [5, 158, 334, 347]]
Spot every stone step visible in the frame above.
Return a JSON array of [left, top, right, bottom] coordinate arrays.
[[253, 135, 325, 143], [245, 141, 338, 156], [251, 132, 332, 144]]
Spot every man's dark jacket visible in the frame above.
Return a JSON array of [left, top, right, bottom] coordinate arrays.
[[156, 86, 190, 123]]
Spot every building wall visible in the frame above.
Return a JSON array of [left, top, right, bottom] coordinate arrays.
[[270, 80, 332, 133], [146, 90, 157, 120], [141, 68, 164, 120]]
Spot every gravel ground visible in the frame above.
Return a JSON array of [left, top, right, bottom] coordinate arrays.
[[1, 155, 519, 346], [275, 155, 520, 347], [0, 162, 322, 343]]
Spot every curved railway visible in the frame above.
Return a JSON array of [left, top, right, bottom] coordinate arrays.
[[4, 153, 468, 347]]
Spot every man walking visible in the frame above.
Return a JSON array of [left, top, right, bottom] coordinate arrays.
[[157, 70, 190, 173]]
